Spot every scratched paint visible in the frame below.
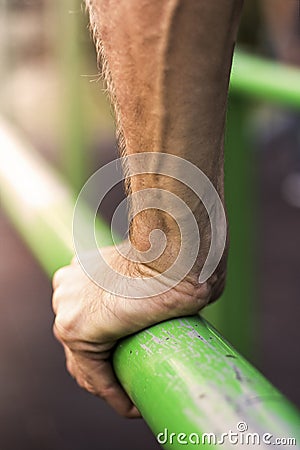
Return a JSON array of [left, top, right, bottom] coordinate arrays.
[[114, 315, 300, 450]]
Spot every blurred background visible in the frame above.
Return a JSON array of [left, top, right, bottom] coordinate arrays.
[[0, 0, 299, 449]]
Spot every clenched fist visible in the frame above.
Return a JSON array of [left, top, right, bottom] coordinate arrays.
[[52, 245, 216, 417]]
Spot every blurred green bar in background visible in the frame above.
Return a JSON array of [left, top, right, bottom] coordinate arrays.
[[231, 50, 300, 108], [203, 96, 255, 362], [205, 49, 300, 359], [57, 0, 88, 192], [0, 119, 112, 277]]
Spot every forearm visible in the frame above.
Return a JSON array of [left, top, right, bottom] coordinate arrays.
[[53, 0, 243, 418], [87, 0, 243, 279]]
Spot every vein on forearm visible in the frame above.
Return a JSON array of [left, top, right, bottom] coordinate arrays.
[[85, 0, 243, 274]]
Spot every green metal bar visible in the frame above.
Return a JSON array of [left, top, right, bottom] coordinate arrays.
[[58, 0, 88, 192], [203, 97, 255, 362], [0, 119, 112, 277], [114, 316, 299, 449], [231, 50, 300, 108], [218, 47, 300, 359], [0, 118, 299, 449], [201, 49, 300, 361]]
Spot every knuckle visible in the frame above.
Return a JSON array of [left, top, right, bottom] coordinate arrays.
[[54, 315, 77, 344], [76, 376, 86, 389], [52, 287, 63, 314], [65, 358, 73, 376], [54, 311, 95, 351], [52, 266, 69, 289], [84, 382, 98, 395], [98, 384, 117, 400], [76, 376, 97, 395]]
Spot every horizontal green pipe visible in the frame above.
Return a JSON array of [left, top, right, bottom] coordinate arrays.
[[0, 119, 299, 448], [114, 316, 299, 449], [231, 50, 300, 108]]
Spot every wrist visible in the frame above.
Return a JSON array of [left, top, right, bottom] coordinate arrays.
[[127, 165, 225, 282], [129, 204, 213, 282]]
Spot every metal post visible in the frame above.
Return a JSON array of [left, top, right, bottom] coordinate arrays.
[[57, 0, 88, 192], [204, 97, 255, 362], [203, 49, 300, 360]]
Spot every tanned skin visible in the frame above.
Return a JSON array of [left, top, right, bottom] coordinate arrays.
[[52, 0, 243, 418]]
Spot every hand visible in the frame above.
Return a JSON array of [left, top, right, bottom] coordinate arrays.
[[52, 245, 223, 417]]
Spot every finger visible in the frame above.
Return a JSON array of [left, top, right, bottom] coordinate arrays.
[[52, 288, 62, 315], [52, 266, 69, 290], [52, 326, 77, 379], [53, 322, 65, 343], [63, 344, 77, 378], [73, 353, 141, 418]]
